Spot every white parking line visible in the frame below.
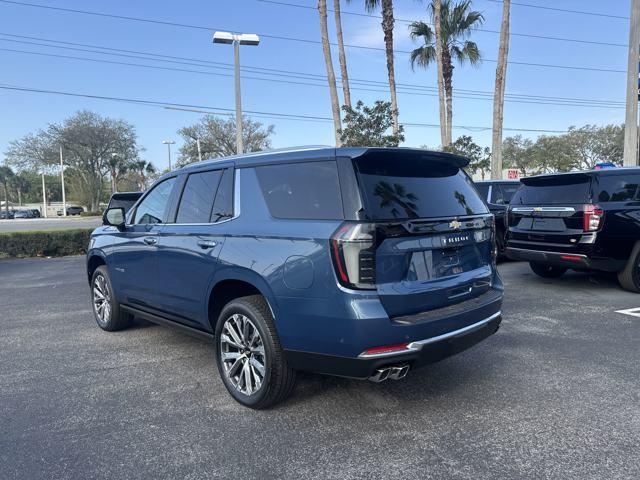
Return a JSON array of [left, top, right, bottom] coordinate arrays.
[[615, 307, 640, 318]]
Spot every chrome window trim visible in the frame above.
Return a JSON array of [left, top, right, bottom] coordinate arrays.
[[358, 311, 501, 358], [511, 206, 576, 213]]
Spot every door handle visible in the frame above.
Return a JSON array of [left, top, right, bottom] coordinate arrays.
[[143, 236, 158, 245], [197, 240, 217, 249]]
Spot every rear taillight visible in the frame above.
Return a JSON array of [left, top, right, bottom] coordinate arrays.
[[583, 204, 603, 232], [330, 223, 376, 290]]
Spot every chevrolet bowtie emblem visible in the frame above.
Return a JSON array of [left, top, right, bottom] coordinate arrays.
[[449, 220, 462, 229]]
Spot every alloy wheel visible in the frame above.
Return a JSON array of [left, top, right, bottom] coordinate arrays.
[[220, 314, 266, 396], [93, 274, 111, 325]]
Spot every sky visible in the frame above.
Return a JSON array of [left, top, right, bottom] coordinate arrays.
[[0, 0, 633, 171]]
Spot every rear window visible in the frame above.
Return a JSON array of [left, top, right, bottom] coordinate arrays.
[[496, 183, 520, 204], [593, 175, 640, 202], [512, 176, 591, 205], [474, 183, 489, 201], [255, 161, 344, 220], [353, 156, 487, 220]]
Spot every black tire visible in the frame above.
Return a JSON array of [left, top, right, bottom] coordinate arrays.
[[529, 262, 567, 279], [90, 265, 132, 331], [617, 242, 640, 293], [215, 295, 296, 409]]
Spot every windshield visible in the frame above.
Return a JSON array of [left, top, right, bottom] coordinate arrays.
[[353, 154, 488, 220]]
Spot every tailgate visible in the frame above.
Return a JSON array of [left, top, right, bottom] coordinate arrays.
[[375, 215, 494, 318], [509, 205, 585, 246]]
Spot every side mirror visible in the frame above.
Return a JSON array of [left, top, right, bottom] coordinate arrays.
[[103, 207, 126, 228]]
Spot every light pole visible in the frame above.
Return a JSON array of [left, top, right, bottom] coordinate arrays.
[[212, 31, 260, 155], [60, 146, 67, 217], [623, 0, 640, 166], [162, 140, 175, 170]]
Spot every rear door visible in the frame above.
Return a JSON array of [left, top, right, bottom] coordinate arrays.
[[508, 174, 592, 248], [353, 154, 494, 319]]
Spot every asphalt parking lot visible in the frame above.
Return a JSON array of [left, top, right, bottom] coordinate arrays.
[[0, 217, 102, 233], [1, 257, 639, 479]]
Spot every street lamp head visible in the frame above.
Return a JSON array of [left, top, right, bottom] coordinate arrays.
[[213, 31, 260, 46], [237, 34, 260, 46], [213, 31, 234, 44], [162, 140, 175, 145]]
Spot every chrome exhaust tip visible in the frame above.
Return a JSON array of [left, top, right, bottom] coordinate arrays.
[[388, 364, 410, 380], [369, 367, 391, 383]]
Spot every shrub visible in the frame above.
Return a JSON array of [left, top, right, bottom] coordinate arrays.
[[0, 229, 93, 258]]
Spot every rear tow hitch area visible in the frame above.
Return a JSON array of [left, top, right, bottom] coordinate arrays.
[[368, 364, 410, 382]]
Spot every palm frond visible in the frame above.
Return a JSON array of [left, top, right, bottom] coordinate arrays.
[[410, 45, 437, 70], [409, 21, 434, 43]]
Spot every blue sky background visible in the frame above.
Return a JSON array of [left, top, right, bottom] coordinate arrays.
[[0, 0, 632, 171]]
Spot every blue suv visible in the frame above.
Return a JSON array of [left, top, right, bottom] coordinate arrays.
[[88, 147, 503, 408]]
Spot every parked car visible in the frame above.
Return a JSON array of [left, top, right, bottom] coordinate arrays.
[[0, 209, 15, 219], [474, 180, 521, 255], [13, 209, 32, 219], [57, 206, 84, 216], [106, 191, 143, 214], [88, 147, 504, 408], [506, 168, 640, 292], [30, 209, 41, 218]]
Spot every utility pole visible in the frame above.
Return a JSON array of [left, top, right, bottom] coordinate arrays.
[[162, 140, 175, 170], [41, 172, 47, 218], [213, 32, 260, 155], [624, 0, 640, 166], [491, 0, 511, 180], [196, 138, 203, 162], [60, 146, 67, 217]]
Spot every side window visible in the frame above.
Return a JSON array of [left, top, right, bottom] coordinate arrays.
[[596, 175, 640, 202], [255, 161, 344, 220], [176, 170, 223, 223], [490, 185, 505, 205], [211, 168, 234, 223], [133, 177, 177, 225]]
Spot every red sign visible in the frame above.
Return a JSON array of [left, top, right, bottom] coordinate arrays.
[[507, 169, 519, 180]]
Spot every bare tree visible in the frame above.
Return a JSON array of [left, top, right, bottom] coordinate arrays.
[[491, 0, 511, 179], [318, 0, 343, 146]]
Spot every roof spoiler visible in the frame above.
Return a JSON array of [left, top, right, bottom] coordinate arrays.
[[351, 148, 470, 168]]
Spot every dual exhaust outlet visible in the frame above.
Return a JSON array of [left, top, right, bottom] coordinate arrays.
[[368, 364, 410, 383]]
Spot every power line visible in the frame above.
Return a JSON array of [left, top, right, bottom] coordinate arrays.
[[486, 0, 628, 20], [0, 44, 626, 109], [258, 0, 627, 48], [0, 0, 627, 73], [1, 31, 618, 106], [0, 83, 570, 133]]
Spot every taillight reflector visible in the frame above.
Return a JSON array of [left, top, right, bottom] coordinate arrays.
[[361, 343, 410, 357], [561, 255, 583, 262]]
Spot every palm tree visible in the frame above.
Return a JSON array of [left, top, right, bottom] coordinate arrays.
[[373, 181, 419, 218], [351, 0, 399, 136], [107, 153, 130, 193], [333, 0, 352, 109], [10, 174, 30, 206], [318, 0, 343, 146], [132, 161, 156, 190], [0, 165, 15, 218], [434, 0, 447, 147], [410, 0, 483, 146], [491, 0, 511, 180]]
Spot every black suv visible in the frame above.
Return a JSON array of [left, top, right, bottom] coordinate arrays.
[[474, 180, 521, 255], [506, 168, 640, 292]]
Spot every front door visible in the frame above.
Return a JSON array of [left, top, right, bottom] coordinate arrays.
[[109, 176, 178, 309]]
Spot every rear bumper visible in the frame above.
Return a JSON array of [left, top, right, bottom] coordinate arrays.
[[506, 246, 623, 272], [284, 313, 502, 379]]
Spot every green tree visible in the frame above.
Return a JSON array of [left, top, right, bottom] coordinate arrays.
[[5, 111, 141, 211], [444, 135, 491, 179], [10, 173, 31, 206], [410, 0, 483, 146], [130, 161, 157, 190], [502, 135, 536, 175], [177, 116, 274, 168], [339, 100, 404, 146], [566, 124, 624, 170]]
